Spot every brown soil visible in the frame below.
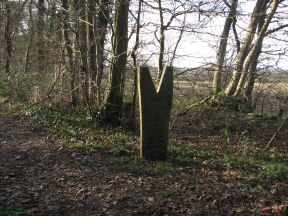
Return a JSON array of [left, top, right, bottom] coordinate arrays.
[[0, 115, 287, 215]]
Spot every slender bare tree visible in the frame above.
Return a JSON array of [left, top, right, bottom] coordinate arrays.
[[36, 0, 46, 73], [212, 0, 238, 94], [101, 0, 130, 125]]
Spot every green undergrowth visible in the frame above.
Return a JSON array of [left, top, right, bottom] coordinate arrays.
[[261, 162, 288, 183], [173, 100, 283, 143], [168, 139, 288, 184], [1, 103, 132, 155], [0, 124, 8, 132], [2, 102, 288, 185], [0, 103, 22, 117], [153, 161, 175, 173], [0, 76, 9, 99], [0, 209, 28, 216]]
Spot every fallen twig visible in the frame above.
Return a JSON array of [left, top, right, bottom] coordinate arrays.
[[265, 117, 287, 149], [169, 96, 211, 131], [176, 96, 212, 117]]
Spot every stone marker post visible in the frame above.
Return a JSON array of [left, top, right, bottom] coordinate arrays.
[[138, 66, 173, 160]]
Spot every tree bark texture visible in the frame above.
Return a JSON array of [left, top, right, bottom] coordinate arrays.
[[212, 0, 238, 94], [62, 0, 79, 107], [4, 0, 12, 75], [156, 0, 165, 81], [36, 0, 46, 73], [131, 0, 142, 130], [24, 2, 35, 74], [95, 0, 110, 104], [243, 11, 266, 108], [102, 0, 129, 125], [224, 0, 270, 96], [88, 0, 97, 101], [234, 0, 279, 96], [75, 0, 90, 106]]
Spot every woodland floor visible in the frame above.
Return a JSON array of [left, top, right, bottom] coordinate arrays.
[[0, 105, 288, 216]]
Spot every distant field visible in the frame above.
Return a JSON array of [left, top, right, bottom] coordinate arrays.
[[175, 80, 288, 89], [173, 80, 288, 116], [124, 76, 287, 115]]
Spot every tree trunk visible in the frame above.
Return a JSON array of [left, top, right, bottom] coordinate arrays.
[[88, 0, 97, 102], [243, 9, 266, 109], [234, 0, 279, 96], [62, 0, 79, 107], [101, 0, 129, 125], [244, 46, 261, 109], [4, 0, 12, 75], [156, 0, 165, 81], [24, 2, 35, 74], [95, 0, 110, 104], [36, 0, 46, 73], [224, 0, 269, 96], [76, 0, 90, 107], [212, 0, 238, 94], [131, 0, 142, 130]]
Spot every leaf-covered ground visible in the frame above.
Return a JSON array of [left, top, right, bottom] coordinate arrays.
[[0, 104, 287, 215]]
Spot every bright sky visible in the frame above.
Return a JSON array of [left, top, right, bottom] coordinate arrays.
[[128, 0, 288, 70]]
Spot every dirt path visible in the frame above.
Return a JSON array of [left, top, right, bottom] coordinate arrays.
[[0, 116, 286, 215]]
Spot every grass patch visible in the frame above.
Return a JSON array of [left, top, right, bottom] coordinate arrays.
[[108, 133, 130, 146], [0, 124, 8, 132], [168, 143, 218, 164], [0, 210, 28, 216], [260, 162, 288, 183], [87, 141, 107, 151], [153, 161, 174, 173], [22, 104, 133, 155], [221, 149, 259, 170], [130, 158, 145, 169], [250, 185, 269, 196], [111, 145, 126, 156], [108, 133, 130, 156], [69, 141, 83, 149], [2, 102, 288, 185], [157, 190, 172, 198]]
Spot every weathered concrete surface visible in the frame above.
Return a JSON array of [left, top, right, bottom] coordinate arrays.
[[138, 66, 173, 160]]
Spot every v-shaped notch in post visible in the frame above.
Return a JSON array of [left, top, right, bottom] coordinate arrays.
[[138, 66, 173, 160]]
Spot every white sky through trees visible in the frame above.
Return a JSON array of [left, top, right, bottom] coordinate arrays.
[[6, 0, 288, 70], [127, 0, 288, 70]]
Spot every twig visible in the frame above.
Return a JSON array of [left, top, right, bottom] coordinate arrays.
[[169, 96, 211, 131], [10, 70, 63, 113], [265, 117, 287, 149], [176, 96, 212, 117]]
